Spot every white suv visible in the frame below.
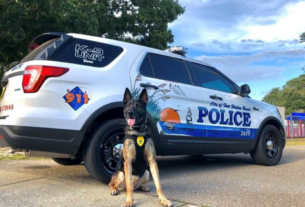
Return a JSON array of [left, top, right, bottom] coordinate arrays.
[[0, 33, 286, 183]]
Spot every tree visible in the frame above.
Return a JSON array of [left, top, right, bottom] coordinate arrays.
[[0, 0, 184, 67], [263, 74, 305, 115], [301, 32, 305, 73], [301, 32, 305, 43], [262, 88, 283, 105]]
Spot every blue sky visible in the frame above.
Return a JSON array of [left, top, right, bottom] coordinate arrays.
[[168, 0, 305, 100]]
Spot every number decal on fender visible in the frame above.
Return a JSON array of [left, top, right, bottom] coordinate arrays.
[[241, 131, 251, 136]]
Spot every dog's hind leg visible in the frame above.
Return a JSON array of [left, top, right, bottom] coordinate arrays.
[[134, 170, 150, 192], [109, 171, 125, 196]]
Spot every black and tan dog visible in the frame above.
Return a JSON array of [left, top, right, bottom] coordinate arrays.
[[109, 88, 172, 207]]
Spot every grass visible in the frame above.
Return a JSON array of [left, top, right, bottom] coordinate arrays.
[[0, 147, 48, 160], [0, 154, 48, 161], [286, 138, 305, 146]]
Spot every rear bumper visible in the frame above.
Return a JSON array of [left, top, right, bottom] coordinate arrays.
[[0, 125, 85, 155]]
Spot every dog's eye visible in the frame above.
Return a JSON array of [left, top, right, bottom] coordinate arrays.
[[135, 103, 140, 108]]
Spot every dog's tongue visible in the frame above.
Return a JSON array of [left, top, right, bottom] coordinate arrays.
[[128, 118, 135, 126]]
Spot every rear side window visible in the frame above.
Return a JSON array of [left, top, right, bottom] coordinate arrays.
[[190, 63, 236, 93], [149, 54, 192, 85], [140, 55, 154, 77], [54, 39, 124, 67]]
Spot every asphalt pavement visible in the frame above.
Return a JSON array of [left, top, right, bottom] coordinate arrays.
[[1, 146, 305, 207]]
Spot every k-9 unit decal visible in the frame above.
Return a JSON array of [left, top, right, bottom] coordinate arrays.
[[75, 44, 105, 64]]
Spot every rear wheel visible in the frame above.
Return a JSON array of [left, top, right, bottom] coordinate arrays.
[[251, 125, 283, 166], [52, 158, 83, 166], [83, 119, 126, 184]]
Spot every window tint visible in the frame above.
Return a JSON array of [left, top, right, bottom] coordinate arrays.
[[54, 39, 123, 67], [140, 55, 154, 77], [149, 54, 192, 85], [190, 63, 236, 93]]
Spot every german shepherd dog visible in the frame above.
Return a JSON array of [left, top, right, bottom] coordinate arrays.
[[109, 88, 173, 207]]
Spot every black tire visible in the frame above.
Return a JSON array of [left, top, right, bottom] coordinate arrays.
[[52, 158, 83, 166], [251, 125, 283, 166], [82, 119, 126, 184]]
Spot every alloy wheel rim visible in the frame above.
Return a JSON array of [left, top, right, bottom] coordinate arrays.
[[264, 132, 278, 158], [100, 131, 125, 173]]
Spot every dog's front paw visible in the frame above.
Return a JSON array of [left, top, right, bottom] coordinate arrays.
[[110, 189, 119, 196], [160, 198, 173, 207], [123, 200, 133, 207]]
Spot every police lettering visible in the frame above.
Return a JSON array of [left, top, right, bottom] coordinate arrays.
[[197, 107, 251, 127]]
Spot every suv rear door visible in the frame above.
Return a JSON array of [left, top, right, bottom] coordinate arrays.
[[130, 52, 207, 155], [188, 62, 257, 153]]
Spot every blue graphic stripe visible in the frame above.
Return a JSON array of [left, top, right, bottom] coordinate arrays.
[[206, 125, 257, 139], [159, 121, 257, 139]]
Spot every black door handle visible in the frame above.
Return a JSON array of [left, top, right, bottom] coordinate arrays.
[[253, 107, 259, 111], [210, 95, 223, 101], [140, 83, 159, 90]]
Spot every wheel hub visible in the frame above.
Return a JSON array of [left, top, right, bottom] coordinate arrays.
[[112, 143, 123, 159], [266, 140, 273, 151]]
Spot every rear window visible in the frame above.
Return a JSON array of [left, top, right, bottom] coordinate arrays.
[[54, 39, 124, 67], [20, 38, 58, 63]]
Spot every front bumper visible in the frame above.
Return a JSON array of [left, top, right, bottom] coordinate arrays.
[[0, 125, 85, 155]]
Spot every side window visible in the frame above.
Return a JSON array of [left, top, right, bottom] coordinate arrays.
[[149, 53, 192, 85], [54, 39, 123, 67], [140, 55, 154, 77], [190, 63, 236, 93]]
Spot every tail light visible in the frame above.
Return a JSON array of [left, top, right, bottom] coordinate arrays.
[[22, 65, 69, 93]]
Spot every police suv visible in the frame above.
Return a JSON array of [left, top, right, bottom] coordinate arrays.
[[0, 33, 285, 183]]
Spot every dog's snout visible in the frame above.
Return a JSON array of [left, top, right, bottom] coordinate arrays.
[[128, 111, 134, 117]]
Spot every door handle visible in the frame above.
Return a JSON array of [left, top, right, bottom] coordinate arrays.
[[140, 83, 159, 90], [210, 95, 223, 101], [253, 107, 259, 111]]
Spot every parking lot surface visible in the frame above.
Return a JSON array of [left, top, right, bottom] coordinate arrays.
[[1, 146, 305, 207]]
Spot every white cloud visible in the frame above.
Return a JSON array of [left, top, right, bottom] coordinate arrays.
[[169, 0, 305, 51], [194, 49, 305, 83], [245, 1, 305, 41]]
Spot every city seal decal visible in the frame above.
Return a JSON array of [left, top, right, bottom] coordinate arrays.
[[63, 86, 91, 111], [137, 136, 144, 147]]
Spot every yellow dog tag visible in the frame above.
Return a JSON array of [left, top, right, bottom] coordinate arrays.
[[137, 136, 144, 147]]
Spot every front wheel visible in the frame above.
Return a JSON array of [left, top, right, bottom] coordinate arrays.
[[251, 125, 283, 166], [82, 119, 126, 184]]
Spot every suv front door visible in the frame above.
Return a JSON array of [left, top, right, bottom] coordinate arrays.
[[188, 62, 257, 153]]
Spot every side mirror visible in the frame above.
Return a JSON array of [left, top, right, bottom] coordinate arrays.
[[240, 84, 251, 97]]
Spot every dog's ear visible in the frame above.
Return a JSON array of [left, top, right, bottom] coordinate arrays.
[[139, 88, 148, 104], [123, 88, 132, 105]]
